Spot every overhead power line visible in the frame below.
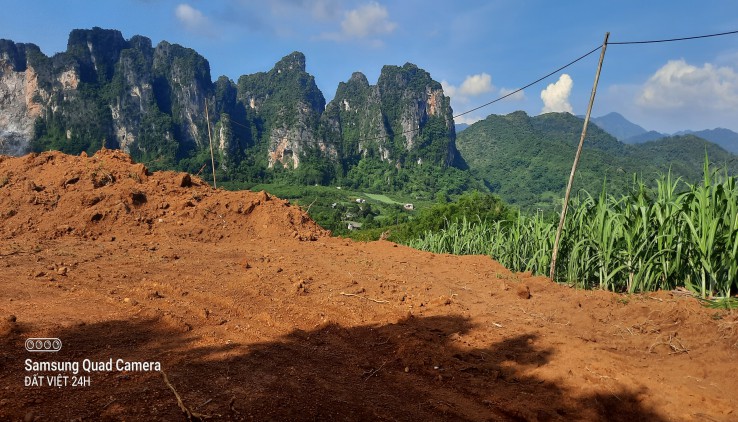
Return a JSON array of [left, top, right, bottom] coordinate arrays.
[[460, 29, 738, 119], [607, 29, 738, 45], [454, 45, 602, 119]]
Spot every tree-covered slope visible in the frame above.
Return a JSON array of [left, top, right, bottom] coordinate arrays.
[[319, 63, 471, 197], [457, 111, 738, 210]]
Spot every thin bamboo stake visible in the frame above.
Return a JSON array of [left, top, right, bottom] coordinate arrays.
[[550, 32, 609, 281], [205, 100, 217, 189]]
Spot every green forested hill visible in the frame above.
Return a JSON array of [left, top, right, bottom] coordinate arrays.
[[456, 111, 738, 210]]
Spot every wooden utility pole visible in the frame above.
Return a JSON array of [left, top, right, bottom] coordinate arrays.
[[549, 32, 609, 281], [205, 100, 217, 189]]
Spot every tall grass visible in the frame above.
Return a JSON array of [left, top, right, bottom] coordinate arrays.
[[407, 162, 738, 297]]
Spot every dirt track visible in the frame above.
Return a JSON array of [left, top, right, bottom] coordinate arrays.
[[1, 150, 737, 421]]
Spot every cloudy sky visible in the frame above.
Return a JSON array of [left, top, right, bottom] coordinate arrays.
[[1, 0, 737, 132]]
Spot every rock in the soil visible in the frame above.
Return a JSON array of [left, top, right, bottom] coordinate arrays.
[[63, 176, 79, 186], [517, 284, 531, 299], [179, 174, 192, 187]]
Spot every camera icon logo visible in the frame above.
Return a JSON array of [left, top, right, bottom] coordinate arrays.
[[25, 338, 62, 352]]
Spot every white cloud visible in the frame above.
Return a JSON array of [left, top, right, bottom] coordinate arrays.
[[499, 87, 526, 101], [458, 73, 493, 96], [599, 59, 738, 132], [441, 80, 458, 98], [442, 73, 493, 102], [443, 75, 525, 120], [318, 2, 396, 45], [540, 74, 573, 113], [341, 2, 396, 38], [175, 4, 215, 36], [637, 59, 738, 111]]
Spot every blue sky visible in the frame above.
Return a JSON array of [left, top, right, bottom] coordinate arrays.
[[2, 0, 737, 132]]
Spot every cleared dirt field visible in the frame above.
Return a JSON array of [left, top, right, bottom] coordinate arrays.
[[1, 150, 736, 421]]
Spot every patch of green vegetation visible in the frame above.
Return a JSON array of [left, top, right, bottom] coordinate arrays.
[[220, 183, 428, 237], [699, 297, 738, 310], [408, 161, 738, 297], [363, 193, 403, 204], [457, 111, 738, 212]]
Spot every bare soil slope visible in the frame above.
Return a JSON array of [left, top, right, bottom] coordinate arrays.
[[1, 150, 736, 421]]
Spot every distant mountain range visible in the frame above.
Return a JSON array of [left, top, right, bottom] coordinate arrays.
[[590, 112, 648, 141], [591, 112, 738, 154], [457, 111, 738, 210], [0, 27, 464, 195], [1, 27, 736, 212], [673, 128, 738, 154]]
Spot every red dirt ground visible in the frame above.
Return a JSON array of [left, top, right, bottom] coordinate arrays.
[[1, 149, 736, 421]]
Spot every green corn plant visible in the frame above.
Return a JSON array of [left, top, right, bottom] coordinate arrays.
[[406, 157, 737, 296], [524, 210, 554, 274], [681, 158, 724, 298], [725, 178, 738, 295], [649, 172, 685, 290], [587, 182, 627, 290]]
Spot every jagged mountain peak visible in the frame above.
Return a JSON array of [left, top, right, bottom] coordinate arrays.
[[348, 71, 369, 85], [274, 51, 306, 74], [327, 61, 457, 167], [128, 35, 153, 51], [66, 27, 128, 82], [591, 112, 648, 142], [67, 27, 126, 51], [378, 62, 441, 91]]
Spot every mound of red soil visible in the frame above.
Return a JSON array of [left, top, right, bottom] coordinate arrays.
[[0, 149, 327, 242], [1, 151, 736, 421]]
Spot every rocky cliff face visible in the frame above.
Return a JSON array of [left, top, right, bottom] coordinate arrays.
[[377, 63, 453, 157], [322, 72, 390, 163], [0, 28, 212, 164], [322, 63, 457, 168], [0, 41, 49, 155], [1, 27, 459, 185], [236, 51, 335, 169], [152, 41, 211, 149], [109, 35, 155, 152]]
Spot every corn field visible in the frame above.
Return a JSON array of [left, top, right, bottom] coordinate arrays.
[[408, 162, 738, 298]]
